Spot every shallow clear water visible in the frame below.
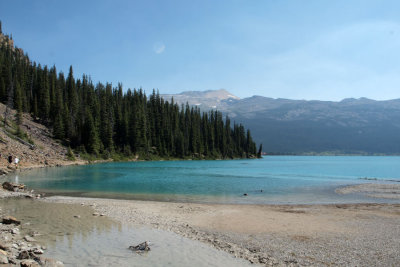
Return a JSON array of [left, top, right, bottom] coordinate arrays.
[[0, 199, 251, 267], [10, 156, 400, 204]]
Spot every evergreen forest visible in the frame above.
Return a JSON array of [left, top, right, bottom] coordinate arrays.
[[0, 24, 261, 160]]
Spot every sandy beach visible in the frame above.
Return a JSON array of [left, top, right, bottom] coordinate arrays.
[[42, 195, 400, 266]]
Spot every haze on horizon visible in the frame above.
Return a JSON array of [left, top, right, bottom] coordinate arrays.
[[1, 0, 399, 101]]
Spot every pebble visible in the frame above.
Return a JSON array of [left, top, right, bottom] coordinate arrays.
[[33, 248, 44, 254], [24, 235, 36, 242]]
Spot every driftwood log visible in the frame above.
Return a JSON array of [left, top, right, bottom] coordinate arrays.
[[128, 241, 150, 252]]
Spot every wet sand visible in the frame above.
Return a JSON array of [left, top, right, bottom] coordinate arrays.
[[44, 196, 400, 266], [0, 194, 252, 267]]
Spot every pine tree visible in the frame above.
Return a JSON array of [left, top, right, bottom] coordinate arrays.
[[0, 78, 5, 102], [14, 81, 23, 125], [0, 26, 259, 160], [85, 109, 100, 155], [257, 144, 263, 158], [38, 66, 50, 123]]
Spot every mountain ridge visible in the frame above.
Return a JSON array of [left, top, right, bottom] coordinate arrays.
[[162, 90, 400, 154]]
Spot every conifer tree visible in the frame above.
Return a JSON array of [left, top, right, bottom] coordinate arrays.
[[14, 81, 23, 125], [257, 144, 263, 158], [0, 25, 259, 160]]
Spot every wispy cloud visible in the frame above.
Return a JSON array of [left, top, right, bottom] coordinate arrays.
[[153, 42, 165, 54], [257, 21, 400, 100]]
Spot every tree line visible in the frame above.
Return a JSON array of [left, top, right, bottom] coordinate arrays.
[[0, 27, 261, 159]]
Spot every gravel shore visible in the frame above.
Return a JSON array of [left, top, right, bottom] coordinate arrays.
[[336, 183, 400, 199], [44, 196, 400, 266]]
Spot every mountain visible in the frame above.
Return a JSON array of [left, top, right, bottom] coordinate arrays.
[[162, 89, 240, 110], [162, 90, 400, 155]]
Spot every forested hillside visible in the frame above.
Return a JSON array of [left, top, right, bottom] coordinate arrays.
[[0, 24, 260, 160]]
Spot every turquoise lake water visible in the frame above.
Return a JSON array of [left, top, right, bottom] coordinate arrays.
[[10, 156, 400, 204]]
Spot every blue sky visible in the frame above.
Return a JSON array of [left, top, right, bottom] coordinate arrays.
[[1, 0, 399, 100]]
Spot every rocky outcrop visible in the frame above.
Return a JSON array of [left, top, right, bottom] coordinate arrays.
[[0, 102, 87, 175], [2, 216, 20, 225], [0, 197, 64, 266], [2, 182, 25, 192]]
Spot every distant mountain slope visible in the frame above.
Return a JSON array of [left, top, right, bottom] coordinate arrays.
[[162, 89, 240, 109], [162, 90, 400, 154]]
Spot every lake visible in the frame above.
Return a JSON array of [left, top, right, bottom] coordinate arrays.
[[11, 156, 400, 204]]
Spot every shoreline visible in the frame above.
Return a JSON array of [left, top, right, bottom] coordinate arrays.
[[1, 160, 400, 266], [1, 184, 399, 266]]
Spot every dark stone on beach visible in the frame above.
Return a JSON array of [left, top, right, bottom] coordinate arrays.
[[0, 242, 9, 251], [2, 182, 25, 192], [32, 248, 44, 254], [243, 193, 248, 196], [18, 250, 31, 260], [20, 259, 40, 267], [2, 216, 21, 225], [73, 215, 80, 219], [129, 241, 151, 252]]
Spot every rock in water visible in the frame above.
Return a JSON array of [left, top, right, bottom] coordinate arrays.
[[2, 216, 21, 225], [129, 241, 151, 252]]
